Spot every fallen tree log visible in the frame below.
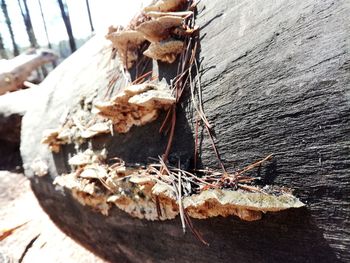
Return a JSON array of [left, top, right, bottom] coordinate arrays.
[[20, 0, 349, 262], [0, 49, 57, 95]]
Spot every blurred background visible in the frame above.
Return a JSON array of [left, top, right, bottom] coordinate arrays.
[[0, 0, 147, 60]]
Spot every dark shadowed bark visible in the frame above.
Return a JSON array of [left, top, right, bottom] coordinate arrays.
[[18, 0, 38, 48], [1, 0, 19, 56], [85, 0, 94, 33], [57, 0, 76, 53]]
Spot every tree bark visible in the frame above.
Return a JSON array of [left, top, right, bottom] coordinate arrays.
[[1, 0, 19, 56], [19, 0, 350, 262], [57, 0, 76, 53]]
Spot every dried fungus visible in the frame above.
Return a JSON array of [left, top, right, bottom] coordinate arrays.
[[144, 0, 187, 12], [52, 150, 305, 222], [30, 158, 49, 177], [135, 16, 184, 42], [106, 29, 146, 69], [95, 82, 175, 133], [183, 189, 305, 221], [143, 40, 184, 63], [41, 97, 112, 153], [105, 0, 195, 68], [145, 11, 193, 18], [68, 149, 107, 167]]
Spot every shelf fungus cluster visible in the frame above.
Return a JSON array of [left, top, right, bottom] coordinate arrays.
[[53, 150, 305, 222], [41, 97, 112, 153], [106, 0, 195, 68], [94, 81, 175, 133]]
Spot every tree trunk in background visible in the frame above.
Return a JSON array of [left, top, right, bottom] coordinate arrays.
[[17, 0, 38, 48], [0, 32, 8, 59], [38, 0, 56, 70], [57, 0, 76, 53], [1, 0, 19, 56], [38, 0, 52, 49], [85, 0, 94, 33]]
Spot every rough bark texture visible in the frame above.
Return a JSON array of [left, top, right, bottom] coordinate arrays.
[[20, 0, 349, 262]]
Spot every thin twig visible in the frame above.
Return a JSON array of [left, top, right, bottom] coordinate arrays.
[[235, 154, 273, 177], [19, 234, 40, 263], [178, 162, 186, 233], [162, 105, 176, 162]]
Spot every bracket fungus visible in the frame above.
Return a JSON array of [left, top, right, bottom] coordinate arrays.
[[106, 29, 146, 69], [144, 0, 187, 12], [143, 39, 184, 63], [135, 16, 184, 42], [105, 0, 195, 68], [30, 158, 49, 177], [94, 81, 175, 133], [52, 151, 305, 222], [41, 97, 112, 153]]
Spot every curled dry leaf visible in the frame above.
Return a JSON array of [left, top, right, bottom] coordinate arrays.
[[106, 29, 146, 69], [136, 15, 184, 42], [144, 0, 188, 12], [94, 82, 175, 133], [143, 40, 184, 63]]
